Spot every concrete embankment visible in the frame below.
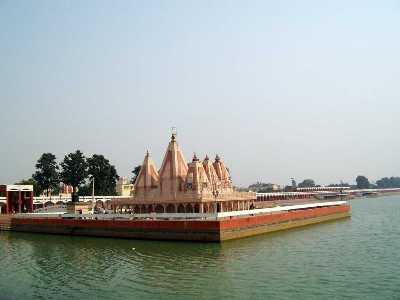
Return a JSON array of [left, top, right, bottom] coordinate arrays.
[[3, 203, 351, 242], [219, 204, 350, 241]]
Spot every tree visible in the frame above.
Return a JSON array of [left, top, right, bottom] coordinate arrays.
[[291, 178, 297, 188], [60, 150, 88, 201], [131, 165, 142, 184], [356, 175, 370, 189], [87, 154, 119, 195], [376, 177, 400, 188], [32, 153, 59, 196], [298, 179, 316, 188], [328, 182, 350, 187], [15, 178, 42, 196]]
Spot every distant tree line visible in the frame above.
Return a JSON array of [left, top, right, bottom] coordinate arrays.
[[376, 177, 400, 188], [248, 175, 400, 192], [16, 151, 123, 199], [297, 179, 316, 188]]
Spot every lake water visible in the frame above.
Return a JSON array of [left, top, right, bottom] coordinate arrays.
[[1, 196, 399, 299]]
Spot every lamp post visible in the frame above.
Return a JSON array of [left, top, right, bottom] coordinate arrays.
[[89, 175, 95, 214]]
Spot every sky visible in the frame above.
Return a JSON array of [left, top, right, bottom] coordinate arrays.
[[1, 0, 399, 187]]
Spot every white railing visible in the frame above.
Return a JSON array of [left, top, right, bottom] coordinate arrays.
[[257, 188, 400, 197], [347, 188, 400, 193], [8, 187, 400, 206], [31, 195, 132, 204], [15, 201, 348, 220]]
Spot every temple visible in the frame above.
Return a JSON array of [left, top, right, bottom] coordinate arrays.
[[132, 134, 255, 213]]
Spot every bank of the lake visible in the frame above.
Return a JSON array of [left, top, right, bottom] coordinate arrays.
[[0, 195, 399, 299]]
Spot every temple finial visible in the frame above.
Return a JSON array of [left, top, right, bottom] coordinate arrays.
[[215, 154, 220, 162], [204, 154, 209, 161], [192, 153, 199, 162], [171, 126, 177, 141]]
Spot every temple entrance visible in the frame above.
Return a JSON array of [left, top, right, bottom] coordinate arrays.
[[155, 204, 164, 213], [0, 203, 6, 214], [8, 191, 32, 213], [166, 204, 175, 213], [186, 204, 193, 213], [0, 185, 33, 214], [177, 204, 185, 213]]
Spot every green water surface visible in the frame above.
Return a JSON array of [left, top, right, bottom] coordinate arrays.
[[1, 196, 399, 299]]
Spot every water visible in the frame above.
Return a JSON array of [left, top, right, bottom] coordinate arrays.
[[1, 196, 400, 300]]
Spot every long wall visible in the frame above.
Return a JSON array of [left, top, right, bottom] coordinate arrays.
[[7, 204, 351, 242]]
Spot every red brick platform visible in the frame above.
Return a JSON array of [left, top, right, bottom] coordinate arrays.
[[5, 204, 351, 242]]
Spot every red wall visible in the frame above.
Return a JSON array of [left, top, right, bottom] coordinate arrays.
[[11, 205, 350, 233], [220, 205, 350, 230]]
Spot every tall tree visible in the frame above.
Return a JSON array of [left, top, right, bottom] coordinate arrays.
[[356, 175, 370, 189], [60, 150, 88, 201], [298, 179, 316, 188], [87, 154, 119, 195], [32, 153, 59, 196], [131, 165, 141, 184]]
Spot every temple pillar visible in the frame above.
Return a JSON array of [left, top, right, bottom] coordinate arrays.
[[29, 192, 33, 212], [199, 203, 204, 213], [18, 191, 22, 213], [6, 192, 10, 214]]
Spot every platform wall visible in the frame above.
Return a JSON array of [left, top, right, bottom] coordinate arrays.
[[7, 204, 351, 242]]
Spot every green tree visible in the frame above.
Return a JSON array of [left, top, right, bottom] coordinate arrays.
[[77, 184, 91, 197], [131, 165, 142, 184], [87, 154, 119, 195], [376, 177, 400, 188], [356, 175, 370, 189], [60, 150, 88, 201], [15, 178, 42, 196], [32, 153, 59, 196], [298, 179, 316, 188]]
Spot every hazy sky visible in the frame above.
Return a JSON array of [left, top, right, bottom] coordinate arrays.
[[1, 0, 399, 187]]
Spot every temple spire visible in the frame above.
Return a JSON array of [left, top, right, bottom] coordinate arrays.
[[159, 134, 188, 197], [135, 150, 160, 192], [213, 154, 231, 187]]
